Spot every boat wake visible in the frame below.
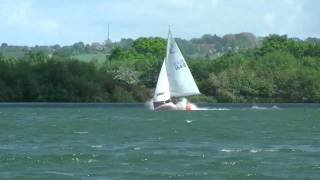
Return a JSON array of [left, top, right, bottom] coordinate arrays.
[[196, 107, 231, 111], [145, 99, 231, 111], [144, 99, 154, 110], [251, 105, 280, 110]]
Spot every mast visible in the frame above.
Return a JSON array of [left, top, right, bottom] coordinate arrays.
[[166, 26, 171, 64]]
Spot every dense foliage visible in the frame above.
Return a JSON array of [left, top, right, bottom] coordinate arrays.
[[0, 34, 320, 102], [0, 52, 150, 102], [189, 35, 320, 102]]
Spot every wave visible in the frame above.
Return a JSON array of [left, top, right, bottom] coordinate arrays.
[[133, 147, 141, 150], [43, 171, 75, 177], [197, 107, 231, 111], [251, 105, 268, 110], [91, 145, 103, 148], [73, 131, 89, 134], [144, 99, 154, 110], [220, 149, 240, 153], [185, 119, 194, 123], [220, 148, 279, 153], [251, 105, 280, 110], [220, 145, 320, 153]]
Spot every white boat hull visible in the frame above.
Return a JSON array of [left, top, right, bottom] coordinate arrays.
[[154, 102, 177, 110], [176, 100, 198, 111], [148, 100, 198, 111]]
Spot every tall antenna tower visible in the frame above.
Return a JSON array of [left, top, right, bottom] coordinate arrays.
[[107, 23, 110, 43]]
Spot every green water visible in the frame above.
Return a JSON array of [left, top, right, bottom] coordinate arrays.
[[0, 105, 319, 179]]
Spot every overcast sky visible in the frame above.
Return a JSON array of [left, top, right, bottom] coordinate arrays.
[[0, 0, 319, 45]]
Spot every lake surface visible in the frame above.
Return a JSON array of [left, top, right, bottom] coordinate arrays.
[[0, 104, 319, 179]]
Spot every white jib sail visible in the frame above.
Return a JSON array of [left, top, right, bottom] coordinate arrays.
[[153, 60, 171, 101], [165, 31, 200, 97]]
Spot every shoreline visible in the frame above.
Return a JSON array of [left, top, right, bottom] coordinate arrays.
[[0, 102, 319, 108]]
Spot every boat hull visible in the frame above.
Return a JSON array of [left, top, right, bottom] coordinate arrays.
[[152, 101, 198, 111], [176, 102, 198, 110], [175, 98, 199, 110], [154, 102, 177, 110]]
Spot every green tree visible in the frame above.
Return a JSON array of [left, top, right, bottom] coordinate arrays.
[[132, 37, 166, 58], [109, 46, 126, 60]]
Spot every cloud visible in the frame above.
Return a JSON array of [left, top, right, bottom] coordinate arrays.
[[157, 0, 195, 10], [263, 13, 275, 27], [0, 0, 63, 45], [0, 1, 60, 34], [40, 19, 60, 34], [0, 0, 319, 45], [0, 1, 32, 25], [211, 0, 220, 8]]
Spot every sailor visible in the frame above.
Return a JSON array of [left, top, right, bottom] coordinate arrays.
[[172, 97, 178, 104], [185, 102, 193, 111]]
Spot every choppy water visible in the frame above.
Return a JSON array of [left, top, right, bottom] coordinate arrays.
[[0, 104, 319, 179]]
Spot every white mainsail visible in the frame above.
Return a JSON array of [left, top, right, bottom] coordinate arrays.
[[153, 59, 171, 102], [152, 30, 200, 110], [165, 31, 200, 97]]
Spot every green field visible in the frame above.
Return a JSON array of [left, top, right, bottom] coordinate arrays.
[[72, 53, 107, 63]]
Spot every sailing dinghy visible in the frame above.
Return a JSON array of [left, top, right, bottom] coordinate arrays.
[[150, 30, 200, 110]]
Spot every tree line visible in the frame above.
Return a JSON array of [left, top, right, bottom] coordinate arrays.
[[0, 34, 319, 102], [189, 35, 320, 102], [0, 52, 149, 102], [3, 32, 312, 59]]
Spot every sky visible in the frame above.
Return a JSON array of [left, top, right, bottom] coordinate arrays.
[[0, 0, 319, 45]]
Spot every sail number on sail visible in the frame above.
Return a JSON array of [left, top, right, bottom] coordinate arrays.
[[174, 59, 186, 70]]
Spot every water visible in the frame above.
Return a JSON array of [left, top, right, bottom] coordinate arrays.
[[0, 104, 319, 179]]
